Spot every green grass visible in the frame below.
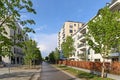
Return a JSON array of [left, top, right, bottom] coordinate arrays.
[[56, 65, 113, 80]]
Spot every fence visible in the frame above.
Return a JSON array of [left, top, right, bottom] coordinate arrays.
[[58, 60, 120, 75]]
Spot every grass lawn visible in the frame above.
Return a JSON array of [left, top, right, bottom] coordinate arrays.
[[56, 65, 113, 80]]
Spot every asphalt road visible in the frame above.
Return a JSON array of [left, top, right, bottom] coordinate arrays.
[[40, 62, 77, 80]]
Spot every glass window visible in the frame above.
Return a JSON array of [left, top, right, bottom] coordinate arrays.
[[69, 30, 73, 33], [74, 24, 76, 26], [69, 25, 73, 28]]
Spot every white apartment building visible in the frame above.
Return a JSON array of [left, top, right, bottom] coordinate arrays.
[[0, 23, 29, 65], [72, 0, 120, 62], [58, 21, 84, 50], [71, 24, 87, 61], [58, 21, 84, 58]]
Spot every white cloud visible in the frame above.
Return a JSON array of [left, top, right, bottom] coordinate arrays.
[[32, 33, 57, 57], [35, 25, 47, 31]]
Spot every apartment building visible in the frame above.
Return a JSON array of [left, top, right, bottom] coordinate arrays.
[[108, 0, 120, 61], [1, 23, 29, 65], [71, 24, 87, 61], [58, 21, 84, 58], [72, 0, 120, 62]]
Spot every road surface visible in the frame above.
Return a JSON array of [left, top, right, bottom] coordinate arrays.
[[40, 62, 78, 80]]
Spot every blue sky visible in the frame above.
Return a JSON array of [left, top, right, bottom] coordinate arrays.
[[23, 0, 111, 57]]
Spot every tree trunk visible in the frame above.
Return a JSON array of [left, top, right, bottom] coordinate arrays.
[[56, 60, 58, 64], [29, 60, 32, 68], [101, 58, 105, 78]]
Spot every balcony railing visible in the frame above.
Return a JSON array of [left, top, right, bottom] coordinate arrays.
[[111, 0, 118, 4], [77, 43, 86, 48], [77, 35, 85, 40]]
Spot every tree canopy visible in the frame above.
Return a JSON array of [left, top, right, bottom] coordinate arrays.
[[87, 7, 120, 58], [87, 6, 120, 77], [22, 39, 42, 66], [0, 0, 36, 57], [61, 36, 74, 58]]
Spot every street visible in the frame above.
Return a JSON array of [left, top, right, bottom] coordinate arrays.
[[40, 62, 79, 80]]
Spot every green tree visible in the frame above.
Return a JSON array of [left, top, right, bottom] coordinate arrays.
[[34, 48, 42, 64], [49, 51, 55, 63], [0, 0, 36, 28], [0, 0, 36, 57], [61, 36, 74, 58], [0, 36, 12, 57], [22, 39, 41, 68], [45, 56, 49, 61], [54, 48, 60, 64], [87, 7, 120, 77]]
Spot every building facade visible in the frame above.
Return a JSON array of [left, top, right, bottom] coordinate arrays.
[[58, 21, 84, 50], [108, 0, 120, 61], [71, 24, 87, 61], [57, 21, 84, 58], [1, 23, 29, 65], [72, 0, 120, 62]]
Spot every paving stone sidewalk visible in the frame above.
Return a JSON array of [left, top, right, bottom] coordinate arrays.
[[0, 66, 41, 80]]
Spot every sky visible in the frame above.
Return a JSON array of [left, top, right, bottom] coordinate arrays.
[[22, 0, 111, 57]]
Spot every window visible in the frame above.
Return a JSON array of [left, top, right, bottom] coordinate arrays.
[[94, 59, 100, 62], [69, 30, 73, 33], [69, 25, 73, 28], [74, 30, 76, 32], [112, 58, 118, 62], [74, 24, 76, 26]]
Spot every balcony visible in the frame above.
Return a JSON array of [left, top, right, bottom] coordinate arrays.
[[80, 48, 86, 51], [77, 53, 86, 59], [109, 0, 120, 11], [77, 43, 86, 48], [111, 0, 118, 4], [77, 35, 85, 40], [80, 28, 86, 34], [80, 37, 86, 43]]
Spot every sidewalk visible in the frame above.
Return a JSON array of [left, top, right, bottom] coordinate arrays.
[[68, 66, 120, 80], [0, 65, 41, 80]]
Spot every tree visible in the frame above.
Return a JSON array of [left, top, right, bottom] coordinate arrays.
[[54, 48, 60, 63], [0, 0, 36, 57], [61, 36, 74, 58], [54, 48, 60, 64], [34, 48, 42, 64], [87, 7, 120, 77], [22, 39, 41, 68], [49, 51, 55, 63], [0, 0, 36, 27], [0, 36, 13, 57], [45, 56, 49, 61]]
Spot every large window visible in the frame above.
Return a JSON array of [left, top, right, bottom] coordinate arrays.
[[74, 24, 76, 26], [69, 30, 73, 33], [69, 25, 73, 28]]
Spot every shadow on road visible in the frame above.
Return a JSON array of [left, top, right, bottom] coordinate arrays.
[[0, 71, 37, 79]]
